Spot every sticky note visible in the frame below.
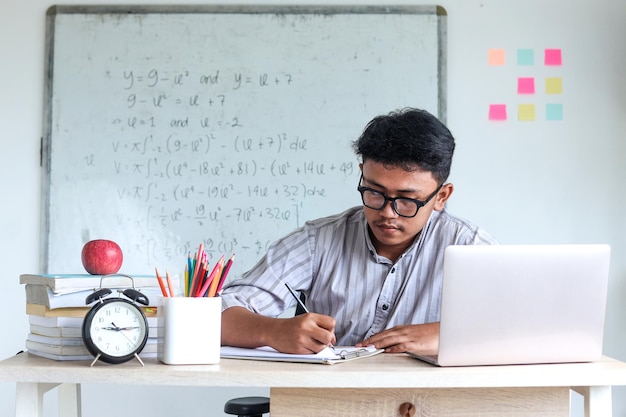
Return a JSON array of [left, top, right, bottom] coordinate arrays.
[[545, 77, 563, 94], [488, 104, 507, 121], [517, 77, 535, 94], [545, 48, 562, 66], [517, 49, 534, 66], [546, 103, 563, 120], [488, 48, 506, 66], [518, 104, 536, 121]]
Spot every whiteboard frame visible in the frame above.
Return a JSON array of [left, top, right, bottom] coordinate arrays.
[[40, 4, 447, 272]]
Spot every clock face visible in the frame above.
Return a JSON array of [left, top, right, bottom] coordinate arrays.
[[82, 298, 149, 364]]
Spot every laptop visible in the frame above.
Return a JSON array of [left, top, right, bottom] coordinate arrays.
[[409, 244, 611, 366]]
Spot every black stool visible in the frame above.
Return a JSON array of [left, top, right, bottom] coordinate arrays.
[[224, 396, 270, 417]]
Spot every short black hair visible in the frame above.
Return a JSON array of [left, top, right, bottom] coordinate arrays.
[[352, 108, 455, 184]]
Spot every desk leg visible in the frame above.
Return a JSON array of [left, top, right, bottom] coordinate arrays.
[[15, 382, 56, 417], [572, 386, 612, 417], [15, 383, 81, 417], [58, 383, 81, 417]]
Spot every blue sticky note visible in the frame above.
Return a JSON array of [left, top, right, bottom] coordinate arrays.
[[546, 103, 563, 121], [517, 49, 534, 66]]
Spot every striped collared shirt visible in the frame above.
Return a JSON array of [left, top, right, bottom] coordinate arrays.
[[220, 206, 498, 346]]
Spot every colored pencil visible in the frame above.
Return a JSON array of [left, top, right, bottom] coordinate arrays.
[[195, 260, 208, 297], [207, 255, 225, 297], [166, 270, 175, 297], [215, 254, 235, 295], [189, 243, 204, 297], [155, 267, 168, 297], [197, 256, 223, 297], [186, 253, 193, 296]]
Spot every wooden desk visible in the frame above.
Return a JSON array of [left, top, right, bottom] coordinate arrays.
[[1, 352, 626, 417]]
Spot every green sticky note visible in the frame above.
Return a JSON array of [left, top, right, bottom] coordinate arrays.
[[546, 103, 563, 121], [517, 49, 534, 66]]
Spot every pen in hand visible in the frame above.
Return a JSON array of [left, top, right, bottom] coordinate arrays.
[[284, 282, 309, 314], [284, 282, 335, 351]]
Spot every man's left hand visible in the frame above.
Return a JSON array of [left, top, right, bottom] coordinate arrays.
[[356, 322, 440, 354]]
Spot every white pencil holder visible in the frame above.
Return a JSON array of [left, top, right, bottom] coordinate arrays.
[[158, 296, 221, 365]]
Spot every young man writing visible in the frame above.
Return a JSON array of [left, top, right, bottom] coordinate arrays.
[[220, 108, 497, 354]]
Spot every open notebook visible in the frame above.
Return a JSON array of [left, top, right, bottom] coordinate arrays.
[[409, 244, 610, 367], [220, 345, 383, 365]]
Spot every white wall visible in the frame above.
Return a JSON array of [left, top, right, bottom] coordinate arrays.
[[1, 0, 624, 416]]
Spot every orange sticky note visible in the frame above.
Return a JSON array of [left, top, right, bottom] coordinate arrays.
[[545, 77, 563, 94], [517, 77, 535, 94], [518, 104, 536, 121], [488, 104, 507, 121], [488, 48, 506, 66], [545, 48, 562, 66]]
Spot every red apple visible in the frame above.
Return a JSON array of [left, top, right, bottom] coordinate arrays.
[[81, 239, 123, 275]]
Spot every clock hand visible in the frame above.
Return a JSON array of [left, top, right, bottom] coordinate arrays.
[[109, 321, 142, 346], [101, 322, 123, 331], [101, 323, 141, 331], [101, 322, 140, 345], [118, 328, 139, 346]]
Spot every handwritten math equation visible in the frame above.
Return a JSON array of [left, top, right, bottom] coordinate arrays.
[[74, 67, 361, 274]]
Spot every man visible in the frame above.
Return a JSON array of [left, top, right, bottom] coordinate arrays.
[[220, 108, 497, 355]]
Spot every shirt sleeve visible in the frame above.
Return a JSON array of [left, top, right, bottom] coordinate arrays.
[[220, 224, 315, 316], [431, 209, 499, 246], [459, 224, 499, 245]]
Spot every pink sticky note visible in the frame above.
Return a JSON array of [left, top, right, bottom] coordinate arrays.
[[544, 48, 562, 66], [517, 77, 535, 94], [489, 104, 507, 121]]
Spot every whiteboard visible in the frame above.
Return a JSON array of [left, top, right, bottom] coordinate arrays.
[[42, 5, 447, 279]]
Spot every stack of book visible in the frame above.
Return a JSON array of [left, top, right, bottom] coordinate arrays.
[[20, 273, 172, 361]]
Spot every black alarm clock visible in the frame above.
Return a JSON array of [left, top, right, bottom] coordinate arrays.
[[82, 274, 150, 366]]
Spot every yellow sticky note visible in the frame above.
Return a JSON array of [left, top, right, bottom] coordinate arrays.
[[518, 104, 536, 121], [488, 48, 506, 66], [546, 77, 563, 94]]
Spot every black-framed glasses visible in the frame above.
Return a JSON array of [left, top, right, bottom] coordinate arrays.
[[357, 175, 443, 218]]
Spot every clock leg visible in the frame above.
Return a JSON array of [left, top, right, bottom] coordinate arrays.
[[89, 354, 101, 367], [134, 353, 145, 367]]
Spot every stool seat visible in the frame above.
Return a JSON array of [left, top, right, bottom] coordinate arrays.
[[224, 396, 270, 417]]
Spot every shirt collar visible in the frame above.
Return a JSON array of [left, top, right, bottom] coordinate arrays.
[[359, 208, 438, 263]]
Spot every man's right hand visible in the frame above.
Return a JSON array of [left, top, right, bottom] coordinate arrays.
[[221, 306, 336, 354]]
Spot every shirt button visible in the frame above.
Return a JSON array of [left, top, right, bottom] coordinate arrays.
[[391, 267, 396, 273], [382, 304, 389, 311]]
